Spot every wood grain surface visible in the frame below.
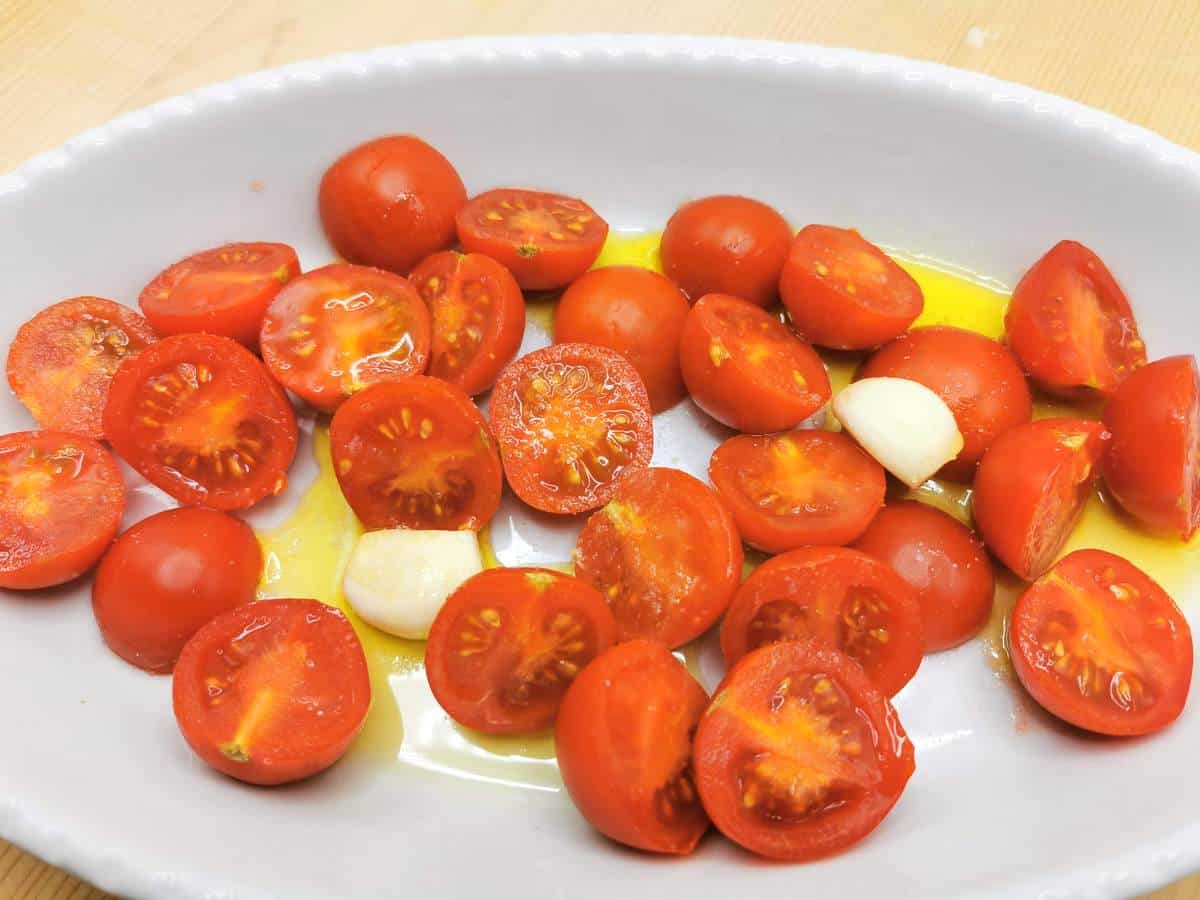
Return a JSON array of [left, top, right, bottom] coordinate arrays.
[[1, 1, 1198, 898]]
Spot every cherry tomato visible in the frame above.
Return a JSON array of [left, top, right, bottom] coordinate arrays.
[[455, 188, 608, 290], [409, 250, 525, 396], [660, 195, 792, 307], [173, 598, 370, 785], [556, 640, 710, 855], [104, 333, 298, 510], [709, 430, 885, 553], [573, 467, 743, 647], [138, 242, 299, 346], [425, 567, 617, 734], [319, 135, 466, 274], [6, 297, 158, 440], [972, 418, 1109, 580], [92, 508, 263, 673], [1006, 240, 1146, 398], [0, 431, 124, 590], [555, 266, 691, 412], [488, 343, 653, 515], [330, 378, 502, 531], [678, 293, 830, 433], [693, 640, 915, 861], [1010, 549, 1192, 736], [858, 326, 1033, 481]]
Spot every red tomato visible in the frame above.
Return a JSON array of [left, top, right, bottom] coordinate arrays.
[[556, 640, 710, 854], [409, 250, 525, 396], [1006, 240, 1146, 398], [858, 326, 1033, 481], [0, 431, 124, 590], [425, 567, 617, 734], [1102, 355, 1200, 539], [555, 266, 691, 412], [678, 293, 831, 433], [92, 508, 262, 673], [660, 195, 792, 307], [780, 225, 923, 350], [104, 333, 298, 510], [330, 378, 502, 531], [138, 242, 299, 346], [573, 467, 743, 647], [260, 263, 431, 413], [6, 297, 158, 440], [972, 418, 1109, 580], [173, 598, 370, 785], [1010, 549, 1192, 736], [319, 135, 466, 274], [455, 188, 608, 290], [693, 640, 915, 861], [709, 430, 885, 553], [488, 343, 653, 515]]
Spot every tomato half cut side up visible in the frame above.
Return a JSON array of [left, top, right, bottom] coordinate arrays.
[[1010, 549, 1192, 736], [693, 640, 915, 861], [425, 567, 617, 734]]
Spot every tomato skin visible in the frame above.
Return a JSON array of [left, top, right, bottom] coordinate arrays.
[[660, 195, 793, 307], [555, 266, 691, 412], [556, 640, 710, 855], [319, 135, 466, 274]]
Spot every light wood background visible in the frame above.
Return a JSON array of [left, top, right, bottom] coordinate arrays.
[[2, 1, 1198, 898]]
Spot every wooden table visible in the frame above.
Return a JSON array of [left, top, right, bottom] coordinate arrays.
[[1, 1, 1198, 897]]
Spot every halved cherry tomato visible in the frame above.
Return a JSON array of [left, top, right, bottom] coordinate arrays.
[[409, 250, 525, 396], [780, 225, 923, 350], [425, 567, 617, 734], [693, 640, 915, 861], [319, 134, 466, 274], [678, 293, 830, 433], [138, 242, 299, 346], [173, 598, 370, 785], [1102, 355, 1200, 539], [6, 297, 158, 440], [0, 431, 124, 590], [455, 188, 608, 290], [660, 195, 792, 307], [555, 266, 691, 412], [1010, 549, 1192, 736], [260, 263, 431, 413], [709, 430, 885, 553], [104, 333, 297, 510], [330, 378, 502, 531], [573, 467, 742, 647], [858, 326, 1032, 481], [1005, 240, 1146, 398], [972, 418, 1109, 580], [92, 508, 262, 673], [488, 343, 653, 515], [556, 639, 710, 855]]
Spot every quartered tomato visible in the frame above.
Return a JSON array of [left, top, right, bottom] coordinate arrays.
[[1010, 549, 1192, 736], [455, 188, 608, 290], [678, 293, 830, 433], [709, 430, 886, 553], [260, 263, 431, 413], [573, 467, 743, 647], [173, 598, 370, 785], [6, 297, 158, 440], [693, 640, 915, 861], [330, 378, 502, 531], [488, 343, 653, 515], [425, 567, 617, 734], [556, 640, 710, 855], [104, 333, 298, 510], [0, 431, 124, 590]]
